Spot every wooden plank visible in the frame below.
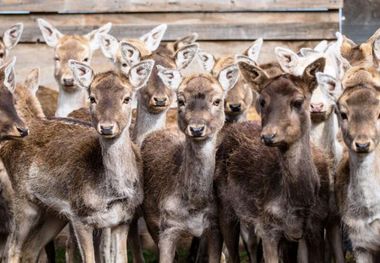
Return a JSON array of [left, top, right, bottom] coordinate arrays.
[[11, 41, 321, 89], [0, 12, 340, 42], [0, 0, 343, 13], [342, 0, 380, 43]]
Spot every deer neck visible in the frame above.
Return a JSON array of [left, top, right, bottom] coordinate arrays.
[[311, 112, 341, 164], [347, 147, 380, 221], [132, 99, 167, 146], [100, 128, 140, 201], [55, 86, 87, 117], [279, 131, 319, 207], [180, 136, 217, 201]]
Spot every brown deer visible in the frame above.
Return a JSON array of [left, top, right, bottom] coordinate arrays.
[[214, 58, 331, 263], [36, 18, 112, 117], [1, 59, 154, 263], [0, 58, 29, 255], [321, 65, 380, 262], [141, 64, 239, 263], [0, 24, 23, 66]]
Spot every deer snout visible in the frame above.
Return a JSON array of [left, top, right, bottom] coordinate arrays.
[[98, 123, 116, 137], [229, 103, 242, 112], [188, 124, 206, 138], [62, 77, 75, 87], [17, 126, 29, 137], [310, 103, 324, 113], [153, 96, 168, 107], [261, 126, 278, 146], [352, 137, 372, 153]]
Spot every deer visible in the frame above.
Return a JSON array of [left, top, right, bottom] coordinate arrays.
[[0, 58, 154, 263], [213, 57, 331, 263], [140, 62, 239, 263], [319, 64, 380, 263], [36, 18, 112, 117], [274, 37, 349, 262], [0, 57, 29, 255]]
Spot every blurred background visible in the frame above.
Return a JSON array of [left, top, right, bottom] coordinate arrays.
[[0, 0, 375, 89]]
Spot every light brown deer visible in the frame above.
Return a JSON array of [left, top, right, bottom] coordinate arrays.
[[36, 18, 112, 117], [141, 64, 239, 263], [0, 58, 30, 255], [1, 59, 154, 263], [214, 58, 331, 263], [321, 65, 380, 262]]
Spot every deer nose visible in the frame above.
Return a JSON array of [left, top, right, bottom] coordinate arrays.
[[261, 133, 276, 145], [63, 77, 74, 86], [100, 125, 114, 136], [310, 103, 324, 112], [189, 125, 205, 137], [355, 141, 370, 152], [229, 103, 241, 112], [17, 127, 29, 137], [153, 97, 167, 107]]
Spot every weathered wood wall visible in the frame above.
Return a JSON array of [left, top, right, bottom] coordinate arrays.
[[0, 0, 342, 89]]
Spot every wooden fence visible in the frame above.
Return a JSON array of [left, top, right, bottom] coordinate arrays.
[[0, 0, 343, 88]]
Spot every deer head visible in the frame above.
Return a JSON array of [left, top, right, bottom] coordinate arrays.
[[69, 59, 154, 138], [0, 23, 23, 66]]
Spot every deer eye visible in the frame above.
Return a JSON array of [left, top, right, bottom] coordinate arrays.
[[54, 57, 60, 62], [292, 99, 304, 110], [122, 62, 128, 68], [0, 53, 4, 58], [259, 97, 266, 108], [340, 112, 348, 120], [123, 97, 131, 104], [213, 99, 221, 106], [89, 96, 96, 104], [177, 98, 185, 107], [83, 57, 89, 62]]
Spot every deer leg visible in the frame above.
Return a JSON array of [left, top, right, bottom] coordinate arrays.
[[110, 224, 129, 263], [354, 247, 374, 263], [22, 215, 67, 262], [326, 219, 344, 263], [218, 210, 240, 263], [304, 225, 325, 263], [297, 238, 308, 263], [128, 215, 145, 263], [4, 201, 40, 263], [65, 224, 78, 263], [44, 241, 56, 263], [241, 224, 260, 263], [70, 220, 95, 263], [94, 228, 111, 263], [158, 227, 180, 263], [206, 224, 223, 263], [262, 237, 279, 263]]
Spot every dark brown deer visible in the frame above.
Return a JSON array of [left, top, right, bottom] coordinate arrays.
[[1, 59, 154, 263], [214, 58, 331, 263], [322, 65, 380, 263], [0, 57, 29, 256], [141, 64, 239, 263]]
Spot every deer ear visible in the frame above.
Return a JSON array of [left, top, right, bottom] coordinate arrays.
[[173, 33, 198, 51], [218, 64, 239, 93], [129, 60, 154, 89], [275, 47, 299, 74], [1, 57, 16, 93], [245, 38, 263, 62], [24, 68, 40, 96], [374, 37, 380, 61], [120, 41, 141, 68], [37, 18, 63, 48], [302, 57, 326, 92], [197, 50, 215, 72], [314, 40, 328, 53], [238, 60, 269, 94], [140, 24, 167, 52], [3, 23, 23, 50], [300, 48, 320, 57], [317, 72, 341, 103], [86, 23, 112, 51], [235, 55, 257, 66], [175, 43, 198, 70], [69, 60, 94, 88], [100, 34, 119, 61], [157, 65, 182, 91]]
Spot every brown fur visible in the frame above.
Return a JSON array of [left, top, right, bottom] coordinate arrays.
[[36, 86, 58, 117], [215, 59, 331, 262]]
